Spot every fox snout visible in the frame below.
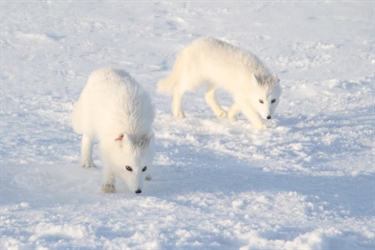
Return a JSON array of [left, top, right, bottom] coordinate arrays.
[[135, 189, 142, 194], [267, 115, 271, 119]]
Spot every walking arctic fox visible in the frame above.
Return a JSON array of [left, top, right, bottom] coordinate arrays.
[[72, 68, 155, 194], [157, 37, 281, 129]]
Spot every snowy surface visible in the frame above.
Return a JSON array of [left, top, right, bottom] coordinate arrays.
[[1, 1, 374, 249]]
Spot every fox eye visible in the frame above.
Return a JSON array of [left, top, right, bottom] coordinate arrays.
[[271, 99, 276, 103], [259, 99, 264, 104], [125, 166, 133, 172], [142, 166, 147, 172]]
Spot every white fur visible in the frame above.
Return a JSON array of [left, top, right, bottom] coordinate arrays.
[[72, 68, 155, 194], [157, 37, 281, 129]]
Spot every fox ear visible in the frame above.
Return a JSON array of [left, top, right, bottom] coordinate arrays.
[[115, 134, 123, 141], [115, 133, 130, 141], [252, 73, 261, 84], [138, 132, 154, 149]]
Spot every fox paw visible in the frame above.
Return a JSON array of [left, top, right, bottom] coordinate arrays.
[[102, 184, 116, 193], [173, 111, 185, 118], [82, 161, 96, 168], [215, 110, 227, 119], [259, 123, 270, 129], [228, 114, 237, 121]]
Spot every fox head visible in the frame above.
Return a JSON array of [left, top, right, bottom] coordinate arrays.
[[107, 132, 155, 194], [251, 73, 281, 120]]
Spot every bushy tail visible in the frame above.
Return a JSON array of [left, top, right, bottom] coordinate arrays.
[[158, 49, 187, 94], [157, 73, 178, 94]]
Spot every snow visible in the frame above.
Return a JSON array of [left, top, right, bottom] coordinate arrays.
[[1, 1, 374, 249]]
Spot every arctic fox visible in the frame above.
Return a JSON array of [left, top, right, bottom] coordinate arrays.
[[72, 68, 155, 194], [157, 37, 281, 129]]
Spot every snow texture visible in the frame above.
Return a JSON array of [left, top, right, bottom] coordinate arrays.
[[1, 1, 374, 249]]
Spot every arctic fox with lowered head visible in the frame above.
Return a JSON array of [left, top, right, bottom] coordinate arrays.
[[158, 37, 281, 129], [72, 68, 154, 194]]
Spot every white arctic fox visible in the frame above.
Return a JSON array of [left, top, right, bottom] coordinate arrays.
[[72, 68, 155, 194], [157, 37, 281, 129]]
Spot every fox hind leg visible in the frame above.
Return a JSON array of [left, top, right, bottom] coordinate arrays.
[[205, 85, 227, 119], [172, 87, 186, 118]]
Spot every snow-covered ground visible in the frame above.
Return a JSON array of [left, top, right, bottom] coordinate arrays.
[[1, 1, 374, 249]]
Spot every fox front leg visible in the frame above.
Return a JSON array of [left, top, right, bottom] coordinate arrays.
[[102, 170, 116, 193]]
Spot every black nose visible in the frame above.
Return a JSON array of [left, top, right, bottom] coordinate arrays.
[[267, 116, 271, 119], [135, 189, 142, 194]]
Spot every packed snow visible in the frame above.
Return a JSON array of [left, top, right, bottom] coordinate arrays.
[[1, 1, 374, 249]]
